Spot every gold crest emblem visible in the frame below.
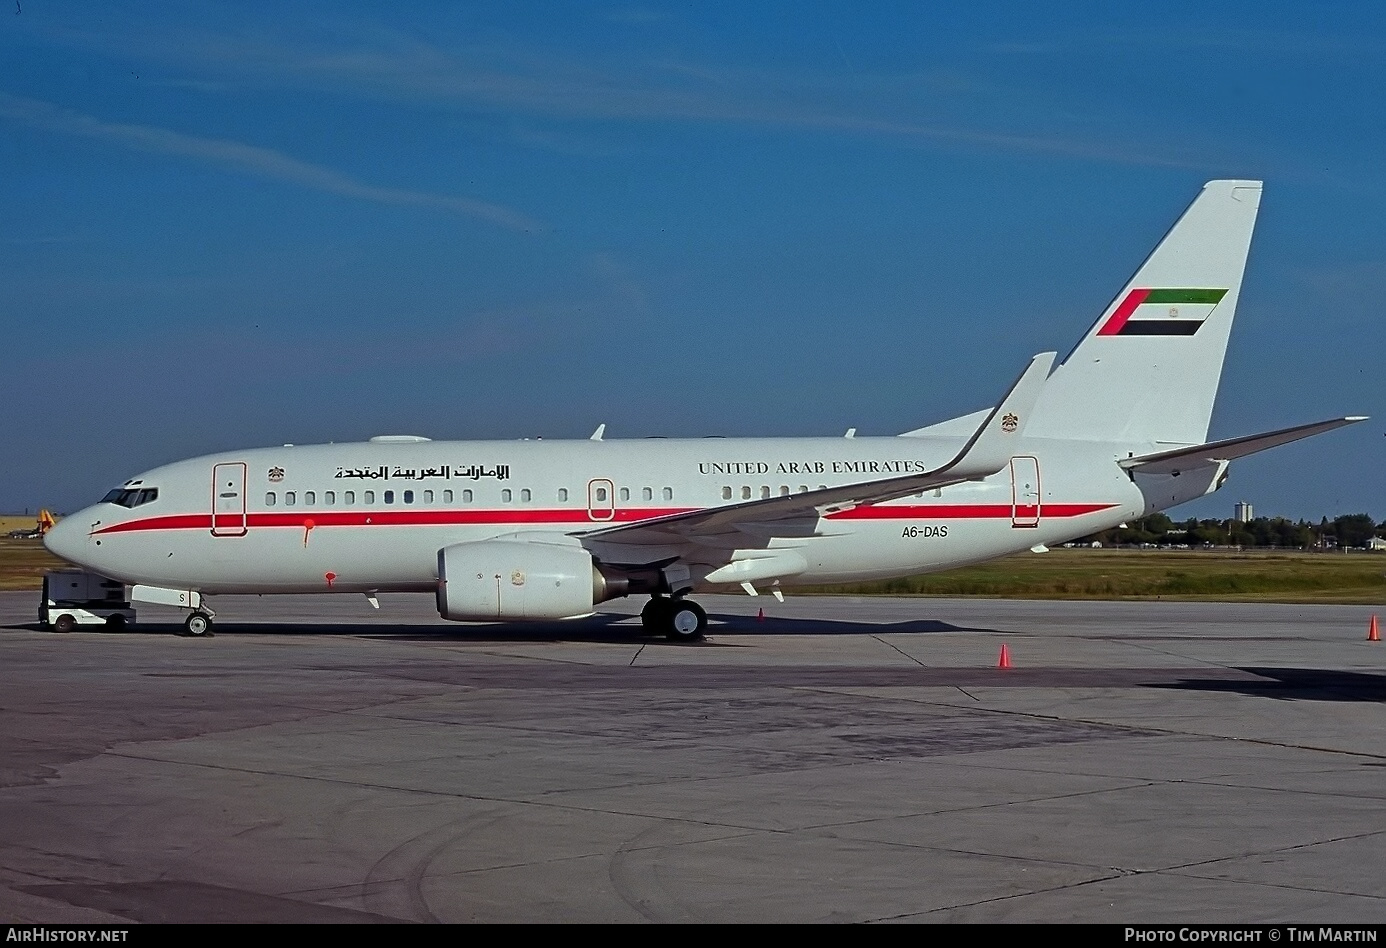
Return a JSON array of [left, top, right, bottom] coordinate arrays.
[[1001, 412, 1019, 433], [268, 466, 285, 482], [510, 570, 526, 586]]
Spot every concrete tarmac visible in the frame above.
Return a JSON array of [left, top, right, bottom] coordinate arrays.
[[1, 590, 1383, 924]]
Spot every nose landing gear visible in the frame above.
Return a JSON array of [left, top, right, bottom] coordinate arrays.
[[182, 609, 215, 637]]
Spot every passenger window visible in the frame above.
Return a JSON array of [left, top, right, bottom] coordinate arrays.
[[364, 490, 375, 504], [265, 492, 276, 506], [425, 489, 434, 503], [458, 489, 468, 503], [502, 489, 512, 502], [596, 487, 608, 502], [521, 488, 531, 502], [384, 490, 394, 504], [799, 485, 809, 493], [345, 491, 355, 505], [663, 487, 673, 501], [619, 487, 630, 502], [285, 492, 296, 506], [305, 491, 315, 505], [779, 486, 790, 496], [404, 490, 414, 504], [325, 491, 335, 505], [741, 486, 751, 500], [722, 487, 732, 500], [761, 486, 771, 499], [558, 488, 568, 502]]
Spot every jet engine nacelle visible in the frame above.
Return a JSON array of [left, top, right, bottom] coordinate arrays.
[[437, 539, 605, 621]]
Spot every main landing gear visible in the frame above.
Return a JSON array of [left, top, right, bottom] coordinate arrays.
[[641, 596, 708, 643]]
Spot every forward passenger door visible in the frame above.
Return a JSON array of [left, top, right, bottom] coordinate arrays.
[[211, 462, 248, 537]]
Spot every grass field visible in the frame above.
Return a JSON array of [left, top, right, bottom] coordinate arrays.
[[1, 533, 1382, 602], [807, 548, 1386, 604], [0, 537, 65, 591]]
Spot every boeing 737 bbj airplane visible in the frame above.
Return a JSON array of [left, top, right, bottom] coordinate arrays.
[[45, 180, 1365, 639]]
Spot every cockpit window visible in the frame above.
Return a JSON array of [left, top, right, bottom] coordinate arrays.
[[101, 487, 159, 508]]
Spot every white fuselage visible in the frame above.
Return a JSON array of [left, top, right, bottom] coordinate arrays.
[[46, 432, 1173, 597]]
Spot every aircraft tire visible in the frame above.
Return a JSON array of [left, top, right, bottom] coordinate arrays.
[[104, 614, 127, 632], [665, 600, 707, 643], [640, 596, 672, 633], [52, 613, 76, 634], [184, 612, 213, 637]]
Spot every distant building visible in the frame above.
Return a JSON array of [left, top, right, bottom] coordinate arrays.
[[1233, 501, 1253, 523]]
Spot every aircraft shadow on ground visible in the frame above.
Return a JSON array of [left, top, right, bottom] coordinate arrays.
[[1158, 667, 1386, 703], [4, 611, 1004, 643]]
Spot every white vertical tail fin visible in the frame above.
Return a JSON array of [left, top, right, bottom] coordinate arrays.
[[1026, 180, 1263, 446]]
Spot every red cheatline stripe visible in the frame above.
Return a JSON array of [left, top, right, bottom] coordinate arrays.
[[95, 514, 209, 534], [96, 507, 693, 534], [93, 502, 1118, 535], [1096, 288, 1150, 336]]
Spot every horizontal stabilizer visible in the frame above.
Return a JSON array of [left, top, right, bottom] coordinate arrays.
[[1119, 417, 1367, 476]]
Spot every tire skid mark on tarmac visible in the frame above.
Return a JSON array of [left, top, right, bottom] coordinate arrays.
[[360, 813, 505, 922], [608, 819, 760, 923]]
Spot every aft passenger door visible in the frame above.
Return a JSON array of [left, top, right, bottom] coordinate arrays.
[[1010, 456, 1040, 528], [211, 462, 248, 537]]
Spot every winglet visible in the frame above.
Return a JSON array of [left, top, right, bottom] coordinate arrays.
[[939, 351, 1056, 481]]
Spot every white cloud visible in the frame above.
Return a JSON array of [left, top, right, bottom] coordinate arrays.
[[21, 16, 1214, 169], [0, 92, 543, 231]]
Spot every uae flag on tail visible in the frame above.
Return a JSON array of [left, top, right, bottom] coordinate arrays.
[[1097, 288, 1228, 336]]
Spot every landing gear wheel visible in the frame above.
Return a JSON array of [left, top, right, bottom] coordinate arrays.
[[666, 600, 707, 643], [52, 613, 76, 634], [104, 614, 127, 632], [640, 596, 673, 633], [184, 612, 213, 637]]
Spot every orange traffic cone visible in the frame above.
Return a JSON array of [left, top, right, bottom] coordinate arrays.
[[757, 608, 765, 622], [1370, 615, 1380, 642], [997, 644, 1011, 668]]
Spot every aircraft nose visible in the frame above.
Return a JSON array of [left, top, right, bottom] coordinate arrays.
[[43, 513, 90, 567]]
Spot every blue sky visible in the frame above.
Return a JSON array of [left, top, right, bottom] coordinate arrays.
[[2, 1, 1382, 521]]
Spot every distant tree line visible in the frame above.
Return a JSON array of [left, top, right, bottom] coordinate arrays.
[[1078, 512, 1385, 549]]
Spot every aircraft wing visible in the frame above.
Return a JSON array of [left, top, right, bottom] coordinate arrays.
[[582, 351, 1055, 546], [1119, 416, 1367, 476]]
